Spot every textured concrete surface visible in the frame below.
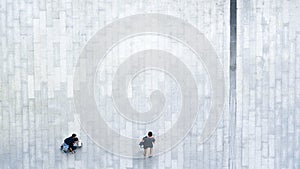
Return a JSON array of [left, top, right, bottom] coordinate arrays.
[[0, 0, 299, 169], [236, 0, 300, 168]]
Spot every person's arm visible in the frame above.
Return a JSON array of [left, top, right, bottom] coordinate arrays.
[[69, 143, 75, 153], [141, 136, 146, 142]]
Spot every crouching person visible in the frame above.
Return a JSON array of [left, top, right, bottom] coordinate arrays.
[[62, 134, 78, 154]]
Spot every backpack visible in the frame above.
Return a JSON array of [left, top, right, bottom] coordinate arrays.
[[139, 136, 147, 148]]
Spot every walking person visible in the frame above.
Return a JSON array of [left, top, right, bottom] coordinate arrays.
[[141, 131, 155, 158]]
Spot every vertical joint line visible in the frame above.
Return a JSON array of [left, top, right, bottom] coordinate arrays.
[[229, 0, 237, 168]]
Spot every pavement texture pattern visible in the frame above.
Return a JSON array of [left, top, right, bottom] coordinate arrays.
[[0, 0, 299, 169]]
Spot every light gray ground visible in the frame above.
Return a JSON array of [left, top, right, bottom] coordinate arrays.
[[0, 0, 299, 169]]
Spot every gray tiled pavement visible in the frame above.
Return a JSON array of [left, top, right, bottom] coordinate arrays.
[[0, 0, 299, 169], [236, 0, 300, 168]]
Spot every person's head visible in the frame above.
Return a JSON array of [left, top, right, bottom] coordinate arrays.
[[72, 133, 76, 138], [74, 137, 79, 143], [148, 131, 152, 137]]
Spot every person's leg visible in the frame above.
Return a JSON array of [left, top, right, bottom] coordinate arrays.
[[63, 143, 69, 152], [149, 148, 153, 157], [143, 148, 147, 157]]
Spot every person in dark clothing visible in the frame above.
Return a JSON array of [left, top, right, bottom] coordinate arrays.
[[63, 134, 78, 153], [141, 131, 155, 157]]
